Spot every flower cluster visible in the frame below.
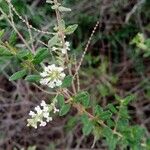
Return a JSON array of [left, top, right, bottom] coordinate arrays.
[[52, 41, 70, 54], [27, 100, 59, 128], [40, 64, 66, 88]]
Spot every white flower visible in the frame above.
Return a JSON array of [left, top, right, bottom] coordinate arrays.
[[40, 64, 66, 88], [43, 112, 49, 118], [52, 46, 58, 51], [61, 41, 70, 54], [61, 48, 67, 54], [53, 107, 59, 113], [27, 100, 58, 129], [65, 41, 70, 48], [55, 80, 62, 86], [29, 111, 36, 117], [41, 100, 46, 107], [43, 106, 49, 112], [40, 121, 47, 127], [51, 41, 70, 54], [35, 106, 42, 114], [46, 116, 53, 122]]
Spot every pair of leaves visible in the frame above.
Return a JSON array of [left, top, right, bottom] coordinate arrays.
[[9, 47, 49, 81]]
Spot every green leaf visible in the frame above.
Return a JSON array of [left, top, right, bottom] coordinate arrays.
[[106, 104, 117, 113], [102, 127, 118, 150], [81, 114, 93, 135], [121, 94, 136, 105], [9, 69, 27, 81], [25, 75, 41, 82], [65, 24, 78, 35], [27, 146, 36, 150], [106, 119, 115, 127], [59, 104, 71, 116], [61, 75, 73, 88], [48, 34, 59, 47], [57, 94, 65, 107], [94, 105, 103, 116], [92, 125, 102, 146], [100, 110, 112, 121], [58, 6, 71, 12], [82, 120, 93, 136], [51, 5, 59, 10], [16, 50, 32, 59], [59, 19, 66, 31], [65, 117, 78, 131], [32, 48, 49, 64], [9, 31, 17, 45], [0, 45, 12, 56], [0, 29, 4, 39], [97, 84, 109, 97], [75, 91, 90, 107]]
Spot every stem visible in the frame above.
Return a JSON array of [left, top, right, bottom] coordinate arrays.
[[53, 0, 77, 94]]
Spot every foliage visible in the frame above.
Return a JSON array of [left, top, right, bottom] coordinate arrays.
[[0, 0, 150, 149]]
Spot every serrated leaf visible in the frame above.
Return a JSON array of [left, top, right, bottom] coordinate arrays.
[[9, 69, 27, 81], [25, 75, 41, 82], [102, 127, 118, 150], [32, 48, 49, 64], [81, 114, 93, 135], [100, 110, 112, 120], [61, 75, 73, 88], [59, 104, 71, 116], [65, 117, 78, 131], [94, 105, 103, 116], [98, 84, 109, 97], [82, 121, 93, 135], [58, 6, 71, 12], [122, 94, 136, 105], [75, 91, 90, 107], [106, 104, 117, 113], [65, 24, 78, 35]]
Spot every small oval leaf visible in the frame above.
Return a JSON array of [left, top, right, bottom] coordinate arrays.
[[9, 69, 27, 81]]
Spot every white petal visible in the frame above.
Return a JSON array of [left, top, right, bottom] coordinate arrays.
[[46, 117, 52, 122], [52, 47, 57, 51], [40, 72, 48, 77], [48, 64, 56, 71], [65, 41, 70, 47], [61, 48, 66, 54], [41, 100, 46, 107], [57, 67, 64, 72], [60, 73, 66, 78], [43, 112, 49, 118], [43, 106, 49, 112], [48, 81, 55, 88], [35, 106, 42, 114], [44, 66, 49, 72], [29, 111, 36, 117], [56, 80, 62, 86], [40, 78, 50, 85], [53, 107, 59, 113], [40, 121, 47, 127]]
